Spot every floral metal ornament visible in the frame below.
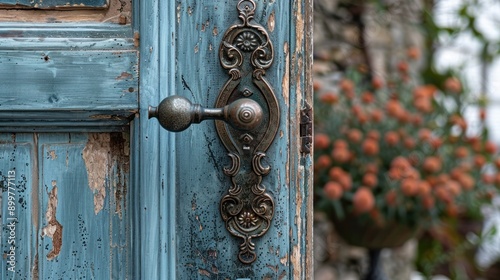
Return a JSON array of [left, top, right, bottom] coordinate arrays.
[[217, 0, 279, 264]]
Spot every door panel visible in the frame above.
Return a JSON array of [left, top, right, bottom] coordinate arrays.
[[1, 133, 129, 279], [174, 1, 292, 277]]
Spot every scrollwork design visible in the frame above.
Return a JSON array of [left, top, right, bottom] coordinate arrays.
[[217, 0, 279, 264]]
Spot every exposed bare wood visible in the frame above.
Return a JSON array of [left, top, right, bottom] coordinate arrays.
[[0, 0, 131, 23]]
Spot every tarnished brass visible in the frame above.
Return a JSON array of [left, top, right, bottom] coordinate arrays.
[[148, 96, 263, 132], [148, 0, 278, 265], [217, 0, 278, 264]]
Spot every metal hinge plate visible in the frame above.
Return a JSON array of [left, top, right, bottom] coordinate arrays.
[[300, 102, 312, 154]]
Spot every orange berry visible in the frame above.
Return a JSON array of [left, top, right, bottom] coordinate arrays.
[[353, 187, 375, 213], [364, 163, 379, 174], [495, 158, 500, 169], [430, 137, 443, 149], [403, 137, 416, 149], [337, 174, 353, 191], [361, 91, 375, 104], [371, 109, 385, 123], [495, 173, 500, 186], [332, 148, 351, 163], [446, 180, 462, 196], [418, 129, 432, 141], [386, 99, 403, 118], [450, 168, 463, 180], [423, 157, 442, 173], [411, 114, 423, 126], [315, 155, 332, 170], [444, 77, 462, 93], [362, 173, 378, 188], [485, 141, 497, 154], [347, 129, 363, 143], [324, 182, 343, 199], [362, 139, 379, 156], [367, 130, 381, 141], [397, 61, 409, 73], [436, 174, 450, 185], [329, 167, 344, 180], [314, 133, 330, 149], [414, 97, 432, 113], [458, 174, 475, 190], [418, 181, 432, 196], [422, 195, 435, 210], [435, 186, 452, 204], [480, 109, 486, 120], [482, 174, 495, 184], [384, 131, 400, 146], [334, 139, 348, 149], [396, 110, 412, 123], [413, 85, 437, 98], [339, 79, 355, 93], [407, 47, 420, 60], [357, 113, 369, 124], [320, 92, 339, 104], [372, 77, 384, 90], [313, 80, 322, 91], [385, 189, 397, 206], [474, 155, 486, 168], [454, 147, 469, 158], [391, 156, 411, 169], [400, 178, 419, 196]]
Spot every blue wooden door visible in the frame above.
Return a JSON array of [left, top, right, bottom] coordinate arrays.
[[0, 0, 312, 279]]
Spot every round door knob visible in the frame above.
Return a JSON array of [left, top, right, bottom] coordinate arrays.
[[148, 96, 263, 132]]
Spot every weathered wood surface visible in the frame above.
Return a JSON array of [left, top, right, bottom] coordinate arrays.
[[0, 0, 108, 9], [0, 24, 138, 127], [0, 133, 130, 279], [136, 0, 313, 278], [0, 0, 130, 23]]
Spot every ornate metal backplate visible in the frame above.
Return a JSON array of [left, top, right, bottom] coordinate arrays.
[[217, 0, 279, 264]]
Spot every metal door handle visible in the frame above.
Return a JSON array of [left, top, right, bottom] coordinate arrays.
[[148, 0, 278, 264], [148, 96, 263, 132]]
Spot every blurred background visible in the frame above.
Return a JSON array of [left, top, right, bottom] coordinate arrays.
[[312, 0, 500, 279]]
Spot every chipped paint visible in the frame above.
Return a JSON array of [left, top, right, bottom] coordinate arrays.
[[82, 133, 110, 215], [0, 0, 131, 23], [198, 269, 211, 276], [116, 71, 133, 80], [134, 31, 140, 48], [268, 10, 276, 33], [212, 27, 218, 36], [81, 133, 129, 217], [109, 133, 129, 218], [177, 3, 181, 24], [47, 150, 57, 160], [42, 182, 63, 261], [280, 253, 288, 265], [282, 42, 290, 107]]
